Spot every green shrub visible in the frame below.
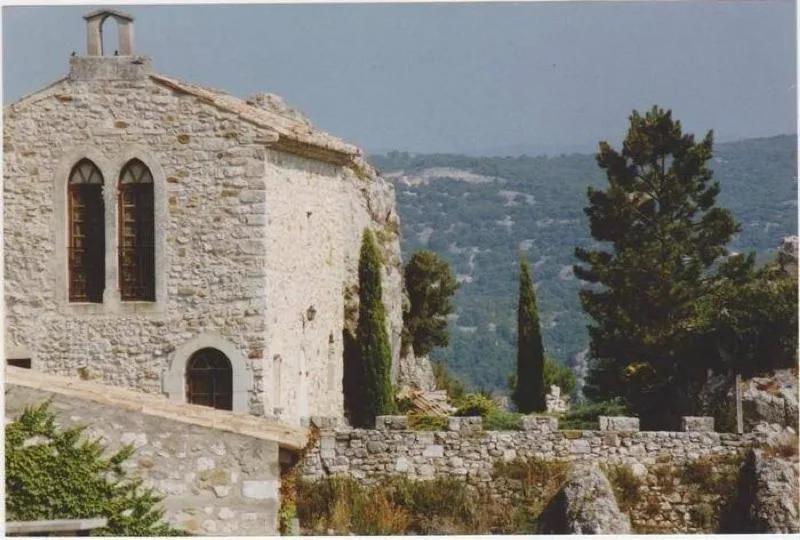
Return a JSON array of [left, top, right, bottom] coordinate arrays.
[[407, 413, 448, 431], [483, 409, 523, 430], [558, 398, 629, 430], [5, 401, 180, 536], [432, 361, 466, 403], [454, 393, 496, 417]]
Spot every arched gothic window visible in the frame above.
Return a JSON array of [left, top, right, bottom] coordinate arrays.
[[186, 348, 233, 410], [68, 159, 105, 303], [118, 159, 155, 301]]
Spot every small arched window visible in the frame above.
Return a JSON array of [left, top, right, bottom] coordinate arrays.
[[118, 159, 155, 301], [186, 348, 233, 410], [68, 159, 105, 303]]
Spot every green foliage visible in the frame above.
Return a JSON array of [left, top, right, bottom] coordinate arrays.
[[351, 229, 396, 427], [453, 393, 496, 417], [370, 135, 796, 394], [4, 401, 180, 536], [603, 464, 642, 512], [543, 357, 577, 396], [558, 398, 629, 430], [483, 409, 524, 431], [402, 250, 459, 357], [514, 258, 546, 413], [511, 356, 577, 398], [432, 360, 466, 403], [575, 106, 741, 428], [694, 256, 798, 376], [407, 413, 449, 431]]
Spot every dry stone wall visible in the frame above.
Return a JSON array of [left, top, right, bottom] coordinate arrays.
[[301, 414, 783, 533], [6, 382, 282, 536]]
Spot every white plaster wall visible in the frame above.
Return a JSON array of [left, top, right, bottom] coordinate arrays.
[[261, 150, 404, 423]]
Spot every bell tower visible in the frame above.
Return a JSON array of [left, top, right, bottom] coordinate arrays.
[[83, 9, 135, 56], [70, 9, 150, 81]]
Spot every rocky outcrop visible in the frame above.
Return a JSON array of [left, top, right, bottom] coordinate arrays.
[[698, 368, 798, 432], [742, 369, 799, 431], [397, 350, 436, 392], [733, 446, 799, 533], [778, 235, 798, 275], [539, 464, 632, 534]]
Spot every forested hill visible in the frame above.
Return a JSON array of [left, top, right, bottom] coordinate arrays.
[[369, 134, 798, 393]]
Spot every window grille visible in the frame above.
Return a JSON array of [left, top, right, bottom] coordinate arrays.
[[68, 159, 105, 303], [186, 348, 233, 410], [118, 159, 155, 301]]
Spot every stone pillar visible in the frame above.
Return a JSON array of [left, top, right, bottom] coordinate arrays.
[[598, 416, 640, 432], [118, 20, 134, 55], [375, 415, 408, 431], [681, 416, 715, 432], [521, 415, 559, 432], [448, 416, 482, 433], [86, 17, 102, 56]]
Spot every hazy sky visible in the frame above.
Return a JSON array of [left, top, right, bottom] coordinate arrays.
[[3, 1, 797, 155]]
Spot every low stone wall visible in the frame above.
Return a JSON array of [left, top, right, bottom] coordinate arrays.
[[301, 415, 770, 533], [4, 368, 309, 536]]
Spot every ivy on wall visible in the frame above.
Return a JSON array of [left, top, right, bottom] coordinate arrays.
[[5, 401, 180, 536]]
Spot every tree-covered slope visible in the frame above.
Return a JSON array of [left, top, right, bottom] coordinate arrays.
[[369, 134, 797, 392]]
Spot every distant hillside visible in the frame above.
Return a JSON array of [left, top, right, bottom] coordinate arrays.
[[369, 134, 798, 393]]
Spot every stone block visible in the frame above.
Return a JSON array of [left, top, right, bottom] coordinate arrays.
[[375, 415, 408, 431], [521, 415, 558, 432], [242, 480, 278, 500], [448, 416, 482, 433], [681, 416, 715, 432], [422, 445, 444, 458], [598, 416, 640, 432]]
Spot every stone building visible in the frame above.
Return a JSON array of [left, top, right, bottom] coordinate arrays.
[[3, 9, 407, 425]]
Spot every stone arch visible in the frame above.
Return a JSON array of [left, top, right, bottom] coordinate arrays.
[[53, 147, 114, 312], [108, 147, 168, 309], [164, 334, 252, 413], [84, 9, 135, 56]]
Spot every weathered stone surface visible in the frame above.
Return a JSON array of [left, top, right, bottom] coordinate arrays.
[[681, 416, 715, 432], [6, 383, 280, 535], [521, 415, 558, 432], [447, 416, 482, 433], [599, 416, 640, 432], [375, 415, 408, 431], [540, 464, 632, 534], [735, 448, 800, 533], [3, 27, 420, 426]]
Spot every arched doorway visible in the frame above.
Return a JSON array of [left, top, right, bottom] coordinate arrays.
[[186, 348, 233, 410]]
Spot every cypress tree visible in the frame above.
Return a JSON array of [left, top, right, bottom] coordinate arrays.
[[574, 106, 740, 428], [513, 258, 546, 413], [354, 229, 396, 427]]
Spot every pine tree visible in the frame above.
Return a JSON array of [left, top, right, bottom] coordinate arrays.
[[402, 250, 459, 358], [513, 258, 546, 413], [353, 229, 396, 427], [574, 106, 739, 428]]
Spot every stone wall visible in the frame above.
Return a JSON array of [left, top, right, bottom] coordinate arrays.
[[5, 371, 300, 536], [4, 52, 407, 425], [301, 415, 778, 533]]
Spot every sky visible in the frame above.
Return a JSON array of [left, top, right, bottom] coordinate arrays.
[[2, 1, 797, 155]]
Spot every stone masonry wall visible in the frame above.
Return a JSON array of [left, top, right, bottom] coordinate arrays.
[[6, 383, 282, 536], [3, 55, 406, 424], [301, 415, 775, 533]]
